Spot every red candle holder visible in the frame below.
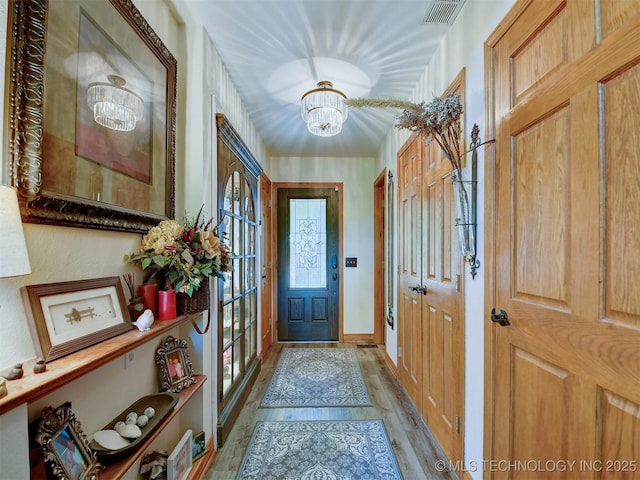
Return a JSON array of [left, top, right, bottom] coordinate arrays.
[[157, 290, 176, 321], [138, 283, 157, 317]]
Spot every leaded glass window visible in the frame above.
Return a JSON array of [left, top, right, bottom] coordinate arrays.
[[289, 198, 327, 288]]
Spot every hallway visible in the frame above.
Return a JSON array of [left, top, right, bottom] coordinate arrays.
[[205, 343, 458, 479]]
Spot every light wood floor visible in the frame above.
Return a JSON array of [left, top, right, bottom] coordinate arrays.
[[204, 343, 458, 480]]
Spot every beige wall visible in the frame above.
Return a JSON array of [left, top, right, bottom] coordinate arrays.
[[270, 156, 377, 336]]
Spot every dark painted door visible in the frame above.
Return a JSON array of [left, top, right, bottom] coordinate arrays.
[[277, 187, 339, 341]]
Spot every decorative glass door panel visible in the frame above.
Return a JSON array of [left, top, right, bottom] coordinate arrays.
[[216, 114, 262, 445], [218, 170, 258, 411], [289, 198, 327, 289]]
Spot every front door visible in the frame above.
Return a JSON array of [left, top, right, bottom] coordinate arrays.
[[277, 187, 340, 341], [487, 1, 640, 476]]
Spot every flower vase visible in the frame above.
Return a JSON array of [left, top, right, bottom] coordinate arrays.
[[451, 169, 475, 258], [177, 277, 210, 314]]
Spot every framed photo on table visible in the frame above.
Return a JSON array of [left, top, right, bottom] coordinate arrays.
[[35, 402, 104, 479], [8, 0, 176, 233], [155, 336, 197, 393], [22, 277, 132, 362], [168, 430, 193, 480]]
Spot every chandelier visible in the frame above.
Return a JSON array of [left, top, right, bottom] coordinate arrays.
[[301, 81, 349, 137], [87, 75, 144, 132]]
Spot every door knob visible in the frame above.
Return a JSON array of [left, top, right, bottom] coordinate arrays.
[[490, 308, 510, 326]]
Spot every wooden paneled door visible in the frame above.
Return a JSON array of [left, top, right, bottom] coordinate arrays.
[[397, 121, 465, 467], [397, 133, 423, 409], [486, 1, 640, 478], [260, 173, 273, 356], [422, 133, 464, 466], [276, 187, 340, 341]]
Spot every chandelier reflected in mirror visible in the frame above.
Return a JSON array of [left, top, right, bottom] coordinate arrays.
[[301, 81, 348, 137], [87, 75, 144, 132]]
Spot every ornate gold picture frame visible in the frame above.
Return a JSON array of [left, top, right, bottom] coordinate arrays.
[[35, 402, 104, 479], [155, 336, 197, 393], [8, 0, 176, 233]]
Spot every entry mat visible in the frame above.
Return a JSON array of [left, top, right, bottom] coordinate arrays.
[[236, 419, 403, 479], [260, 347, 372, 408]]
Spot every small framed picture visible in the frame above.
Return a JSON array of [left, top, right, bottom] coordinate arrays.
[[22, 277, 132, 361], [168, 429, 193, 480], [155, 336, 197, 392], [35, 402, 104, 479], [192, 430, 207, 461]]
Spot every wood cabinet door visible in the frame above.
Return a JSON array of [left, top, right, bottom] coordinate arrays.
[[487, 1, 640, 477]]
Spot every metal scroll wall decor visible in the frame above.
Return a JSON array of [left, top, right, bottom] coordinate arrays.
[[455, 124, 495, 279]]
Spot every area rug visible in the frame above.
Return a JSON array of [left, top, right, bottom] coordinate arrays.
[[260, 348, 371, 407], [236, 420, 403, 480]]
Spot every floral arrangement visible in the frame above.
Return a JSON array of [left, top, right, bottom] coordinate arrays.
[[124, 206, 232, 296], [346, 92, 464, 170]]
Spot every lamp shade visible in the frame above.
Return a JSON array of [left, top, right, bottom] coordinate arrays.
[[0, 185, 32, 277]]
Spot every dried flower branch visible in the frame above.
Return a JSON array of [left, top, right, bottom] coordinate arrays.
[[346, 97, 421, 112], [346, 92, 464, 171]]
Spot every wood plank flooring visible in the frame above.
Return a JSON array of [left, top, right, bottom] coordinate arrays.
[[204, 343, 458, 480]]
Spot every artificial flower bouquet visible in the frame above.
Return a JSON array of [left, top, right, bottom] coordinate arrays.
[[125, 206, 232, 296]]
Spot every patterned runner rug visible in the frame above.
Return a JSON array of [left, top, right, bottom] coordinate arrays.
[[236, 420, 403, 479], [260, 348, 372, 407]]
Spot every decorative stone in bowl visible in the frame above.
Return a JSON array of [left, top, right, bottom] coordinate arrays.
[[91, 392, 179, 460]]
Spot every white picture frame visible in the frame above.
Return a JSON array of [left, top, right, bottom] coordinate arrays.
[[168, 429, 193, 480]]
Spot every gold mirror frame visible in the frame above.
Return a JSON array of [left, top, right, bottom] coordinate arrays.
[[8, 0, 176, 233]]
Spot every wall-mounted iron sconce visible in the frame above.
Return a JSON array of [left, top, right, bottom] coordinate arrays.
[[453, 124, 494, 279]]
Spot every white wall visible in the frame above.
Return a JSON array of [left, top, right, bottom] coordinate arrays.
[[270, 156, 377, 336], [377, 1, 516, 477]]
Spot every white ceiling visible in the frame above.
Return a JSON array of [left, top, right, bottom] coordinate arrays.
[[182, 0, 458, 158]]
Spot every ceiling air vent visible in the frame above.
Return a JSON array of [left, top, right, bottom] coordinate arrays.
[[423, 0, 466, 25]]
